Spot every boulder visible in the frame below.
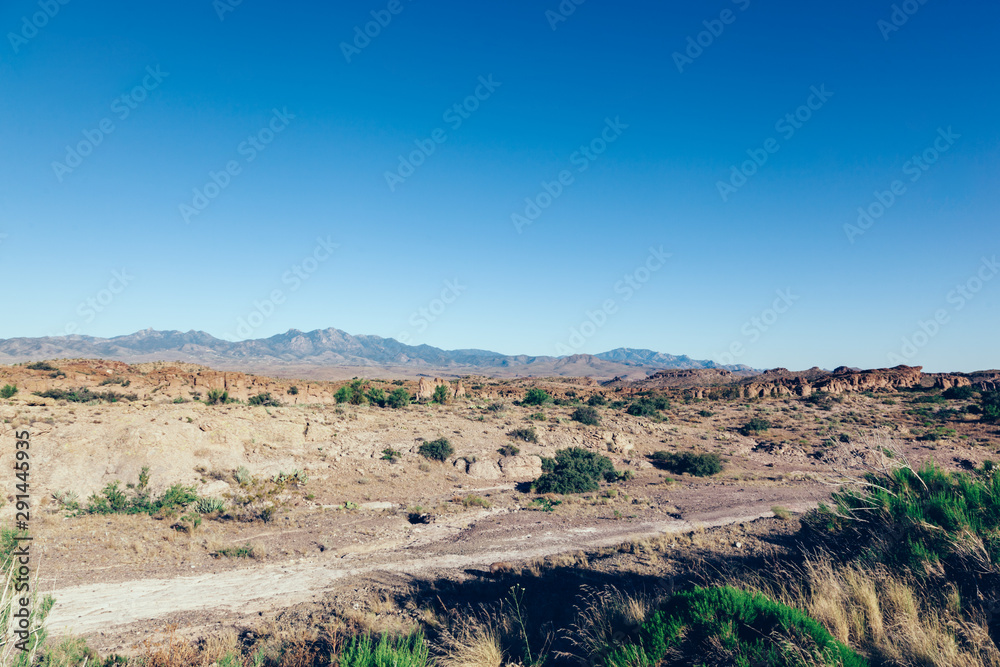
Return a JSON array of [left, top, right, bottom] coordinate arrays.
[[607, 433, 634, 455], [499, 455, 543, 481], [467, 460, 502, 479]]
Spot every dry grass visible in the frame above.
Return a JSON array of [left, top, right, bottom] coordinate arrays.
[[438, 615, 505, 667], [562, 585, 658, 664], [735, 558, 1000, 667]]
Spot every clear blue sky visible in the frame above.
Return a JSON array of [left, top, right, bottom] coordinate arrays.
[[1, 0, 997, 372]]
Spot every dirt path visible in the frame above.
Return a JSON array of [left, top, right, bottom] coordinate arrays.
[[44, 499, 816, 638]]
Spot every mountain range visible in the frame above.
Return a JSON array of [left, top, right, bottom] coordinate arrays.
[[0, 328, 755, 380]]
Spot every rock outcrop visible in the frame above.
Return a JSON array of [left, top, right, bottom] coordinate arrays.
[[498, 455, 543, 481]]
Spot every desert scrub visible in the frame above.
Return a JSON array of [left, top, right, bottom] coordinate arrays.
[[587, 394, 607, 406], [419, 438, 454, 462], [1, 526, 55, 665], [605, 586, 867, 667], [205, 389, 235, 405], [339, 632, 430, 667], [508, 427, 538, 443], [25, 361, 58, 371], [571, 406, 600, 426], [33, 388, 137, 403], [498, 444, 520, 457], [382, 447, 403, 463], [521, 388, 552, 406], [248, 391, 281, 407], [626, 394, 670, 418], [649, 451, 723, 477], [740, 416, 771, 435], [387, 387, 412, 408], [459, 494, 491, 509], [432, 384, 451, 404], [533, 447, 619, 494], [528, 411, 546, 421], [0, 384, 17, 399]]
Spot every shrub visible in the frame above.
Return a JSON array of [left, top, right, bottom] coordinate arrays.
[[339, 632, 430, 667], [33, 388, 137, 403], [740, 416, 771, 435], [606, 586, 866, 667], [486, 402, 506, 412], [942, 385, 976, 400], [287, 385, 299, 395], [0, 385, 16, 399], [381, 447, 402, 463], [248, 392, 281, 407], [387, 388, 411, 409], [626, 394, 669, 417], [206, 389, 230, 405], [419, 438, 454, 462], [587, 394, 607, 406], [508, 427, 538, 444], [533, 447, 618, 494], [697, 409, 714, 417], [571, 406, 600, 425], [981, 389, 1000, 422], [522, 388, 552, 406], [432, 384, 450, 404], [196, 497, 226, 514], [498, 444, 521, 457], [528, 411, 546, 420], [367, 387, 387, 407], [25, 361, 58, 371], [649, 451, 723, 477]]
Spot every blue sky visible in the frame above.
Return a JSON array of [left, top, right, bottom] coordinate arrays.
[[1, 0, 997, 372]]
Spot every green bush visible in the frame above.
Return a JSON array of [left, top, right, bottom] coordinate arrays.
[[287, 385, 299, 395], [697, 409, 714, 417], [570, 406, 600, 425], [387, 388, 411, 409], [981, 389, 1000, 422], [626, 394, 669, 417], [25, 361, 58, 371], [381, 447, 402, 463], [367, 387, 387, 407], [522, 388, 552, 406], [432, 384, 450, 404], [942, 385, 976, 400], [803, 461, 1000, 589], [533, 447, 618, 494], [606, 586, 867, 667], [508, 427, 538, 444], [0, 384, 17, 399], [34, 388, 138, 403], [248, 392, 281, 407], [206, 389, 231, 405], [498, 444, 521, 457], [587, 394, 607, 406], [81, 467, 200, 517], [528, 411, 546, 420], [339, 632, 429, 667], [740, 416, 771, 435], [418, 438, 454, 462], [649, 451, 723, 477], [336, 380, 369, 405]]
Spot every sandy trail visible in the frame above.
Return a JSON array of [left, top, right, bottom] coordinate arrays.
[[44, 501, 813, 637]]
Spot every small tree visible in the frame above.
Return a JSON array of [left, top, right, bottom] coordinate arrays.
[[571, 406, 600, 426], [419, 438, 454, 462], [533, 447, 619, 494], [740, 417, 771, 435], [287, 386, 299, 395], [432, 384, 450, 404], [0, 385, 17, 399], [587, 394, 606, 406], [387, 387, 411, 409], [522, 388, 552, 406], [367, 387, 387, 407], [982, 390, 1000, 423]]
